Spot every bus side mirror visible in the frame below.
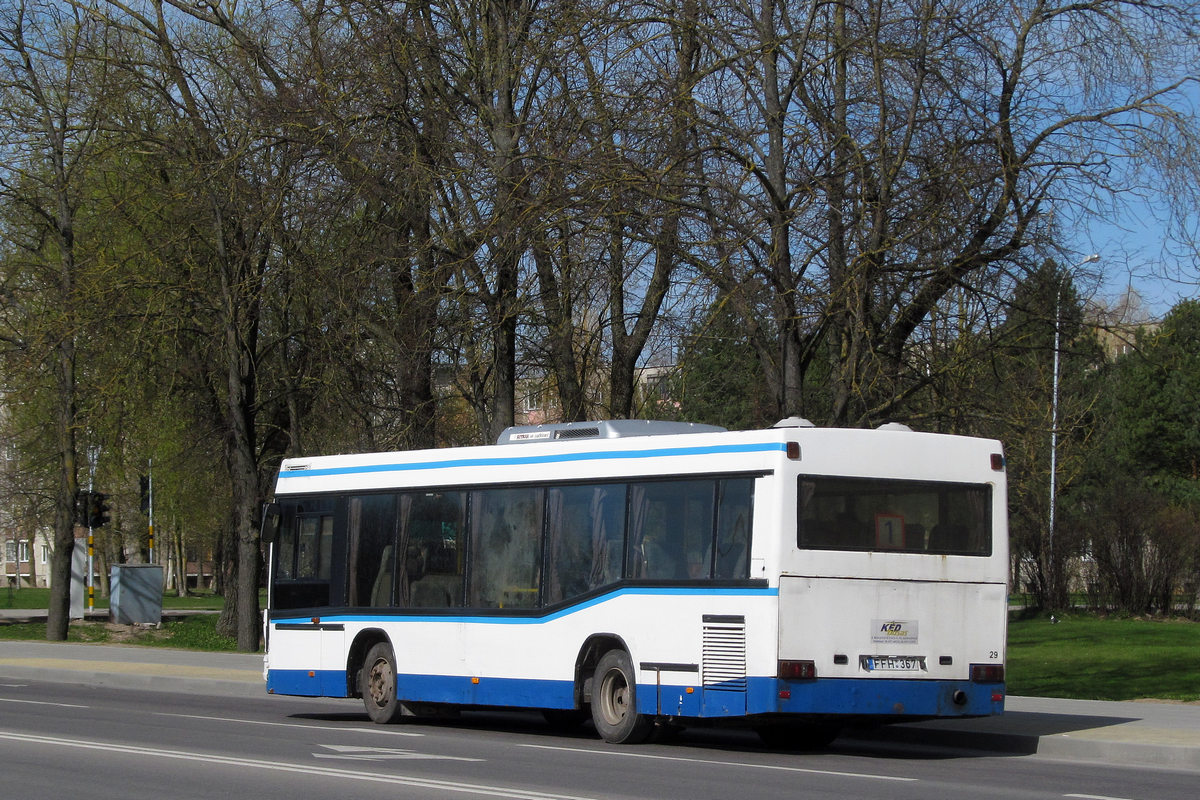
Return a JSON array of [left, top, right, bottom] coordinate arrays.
[[260, 502, 281, 544]]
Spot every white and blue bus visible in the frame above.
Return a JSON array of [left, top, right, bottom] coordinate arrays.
[[262, 418, 1008, 746]]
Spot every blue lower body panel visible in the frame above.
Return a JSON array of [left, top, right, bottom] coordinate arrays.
[[268, 669, 347, 697], [268, 668, 1003, 721], [267, 669, 576, 708], [759, 676, 1005, 718]]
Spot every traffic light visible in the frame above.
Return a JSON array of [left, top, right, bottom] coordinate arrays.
[[88, 492, 111, 527], [74, 490, 90, 527]]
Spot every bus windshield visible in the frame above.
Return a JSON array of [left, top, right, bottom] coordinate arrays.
[[797, 476, 991, 556]]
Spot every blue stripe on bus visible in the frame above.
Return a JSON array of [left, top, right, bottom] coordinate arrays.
[[276, 441, 788, 481], [271, 585, 779, 627], [266, 668, 1004, 719]]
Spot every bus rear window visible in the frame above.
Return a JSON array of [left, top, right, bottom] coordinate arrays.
[[798, 476, 991, 556]]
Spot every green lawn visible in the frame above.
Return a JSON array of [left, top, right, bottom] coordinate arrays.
[[1, 585, 239, 650], [1006, 614, 1200, 702], [0, 614, 242, 651], [2, 586, 224, 611]]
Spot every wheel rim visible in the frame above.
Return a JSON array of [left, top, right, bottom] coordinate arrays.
[[598, 668, 630, 725], [367, 656, 393, 709]]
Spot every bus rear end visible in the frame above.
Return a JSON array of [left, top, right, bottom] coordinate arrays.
[[769, 429, 1008, 724]]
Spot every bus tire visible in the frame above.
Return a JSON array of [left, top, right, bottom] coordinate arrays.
[[362, 642, 404, 724], [591, 650, 652, 744]]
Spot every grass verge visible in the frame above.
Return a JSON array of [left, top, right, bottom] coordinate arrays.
[[1006, 613, 1200, 702], [0, 614, 243, 651], [2, 586, 224, 611]]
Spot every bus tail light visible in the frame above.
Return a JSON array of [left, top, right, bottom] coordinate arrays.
[[778, 660, 817, 680], [970, 663, 1004, 683]]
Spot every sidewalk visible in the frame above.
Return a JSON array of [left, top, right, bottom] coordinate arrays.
[[2, 634, 1198, 771], [0, 638, 264, 699]]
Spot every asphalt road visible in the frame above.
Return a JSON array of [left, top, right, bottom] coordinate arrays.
[[1, 678, 1196, 800]]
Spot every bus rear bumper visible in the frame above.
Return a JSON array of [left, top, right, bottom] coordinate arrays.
[[759, 676, 1005, 718]]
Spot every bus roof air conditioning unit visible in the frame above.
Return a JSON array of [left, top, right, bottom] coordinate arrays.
[[496, 420, 726, 445]]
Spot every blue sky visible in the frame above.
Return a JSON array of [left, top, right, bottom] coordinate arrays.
[[1075, 198, 1198, 319]]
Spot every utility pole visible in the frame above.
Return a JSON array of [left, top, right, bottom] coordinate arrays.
[[86, 446, 99, 612], [1048, 253, 1099, 606], [147, 459, 155, 564]]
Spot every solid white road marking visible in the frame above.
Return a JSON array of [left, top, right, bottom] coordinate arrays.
[[154, 711, 423, 736], [0, 697, 88, 708], [519, 743, 917, 782], [1065, 795, 1136, 800], [314, 744, 483, 762], [0, 731, 599, 800]]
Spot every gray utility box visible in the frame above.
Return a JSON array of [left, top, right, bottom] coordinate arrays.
[[109, 564, 164, 624]]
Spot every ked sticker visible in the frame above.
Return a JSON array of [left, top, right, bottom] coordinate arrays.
[[872, 619, 918, 644]]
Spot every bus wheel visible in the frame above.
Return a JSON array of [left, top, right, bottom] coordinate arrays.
[[362, 642, 404, 724], [591, 650, 653, 744]]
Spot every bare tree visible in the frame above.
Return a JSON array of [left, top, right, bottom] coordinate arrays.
[[0, 1, 119, 638], [697, 0, 1200, 426], [91, 0, 313, 650]]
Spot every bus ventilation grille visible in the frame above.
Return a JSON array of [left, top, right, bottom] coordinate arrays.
[[702, 616, 747, 692], [554, 427, 601, 439]]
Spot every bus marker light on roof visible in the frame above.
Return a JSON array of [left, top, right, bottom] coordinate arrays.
[[778, 660, 816, 680]]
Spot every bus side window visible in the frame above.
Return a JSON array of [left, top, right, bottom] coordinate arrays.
[[347, 494, 397, 607], [546, 486, 598, 604], [714, 478, 753, 579], [469, 487, 544, 609], [405, 492, 466, 609], [297, 515, 333, 579], [272, 499, 336, 610], [629, 480, 714, 581], [276, 515, 296, 580]]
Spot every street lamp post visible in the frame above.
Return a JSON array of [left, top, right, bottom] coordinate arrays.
[[1048, 253, 1099, 604]]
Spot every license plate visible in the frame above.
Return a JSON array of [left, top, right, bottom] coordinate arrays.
[[861, 655, 926, 672]]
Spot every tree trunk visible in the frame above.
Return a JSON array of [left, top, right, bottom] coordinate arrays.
[[223, 269, 262, 652], [175, 521, 188, 598], [46, 178, 80, 641], [532, 235, 588, 423]]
